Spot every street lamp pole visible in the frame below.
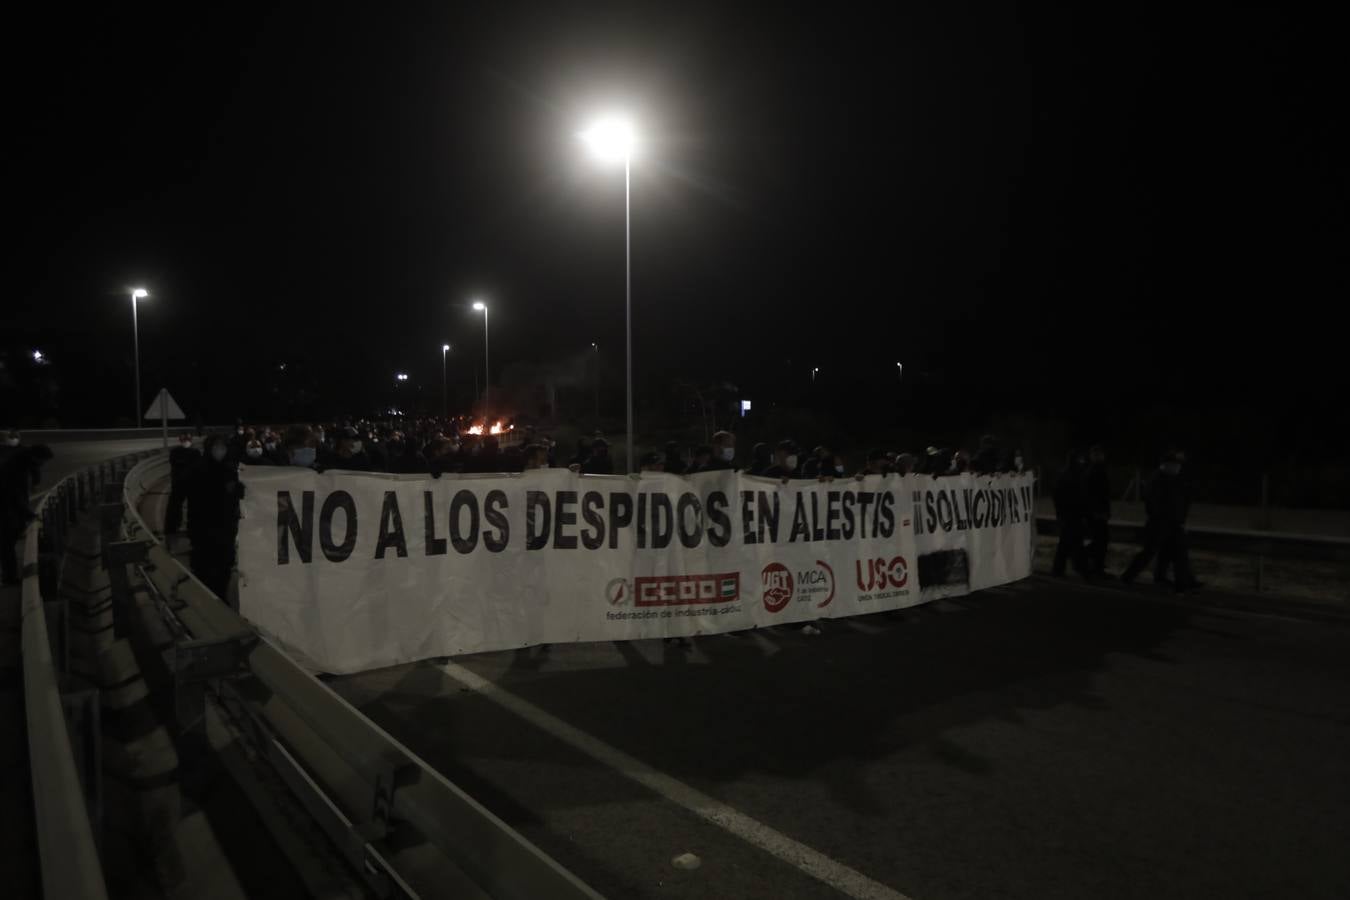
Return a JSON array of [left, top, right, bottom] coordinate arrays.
[[473, 302, 489, 419], [441, 344, 451, 417], [130, 288, 147, 424], [624, 154, 633, 474], [591, 342, 600, 421]]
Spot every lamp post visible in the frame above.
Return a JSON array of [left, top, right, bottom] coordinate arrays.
[[812, 366, 820, 383], [472, 301, 489, 419], [130, 288, 148, 424], [442, 344, 451, 417], [579, 115, 637, 472], [591, 342, 599, 421]]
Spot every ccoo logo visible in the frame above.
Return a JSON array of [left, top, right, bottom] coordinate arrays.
[[761, 563, 793, 613], [855, 556, 909, 591]]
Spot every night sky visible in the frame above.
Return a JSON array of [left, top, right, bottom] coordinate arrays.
[[7, 4, 1346, 456]]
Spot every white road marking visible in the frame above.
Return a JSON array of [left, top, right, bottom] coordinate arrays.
[[438, 660, 914, 900]]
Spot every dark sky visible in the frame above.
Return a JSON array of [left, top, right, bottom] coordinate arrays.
[[7, 3, 1346, 439]]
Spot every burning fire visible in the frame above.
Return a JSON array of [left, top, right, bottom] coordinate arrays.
[[465, 421, 513, 436]]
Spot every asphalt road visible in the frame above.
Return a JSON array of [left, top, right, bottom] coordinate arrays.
[[27, 437, 168, 500], [330, 579, 1350, 900]]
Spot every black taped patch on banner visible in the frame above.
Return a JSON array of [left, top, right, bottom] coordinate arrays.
[[918, 549, 970, 589]]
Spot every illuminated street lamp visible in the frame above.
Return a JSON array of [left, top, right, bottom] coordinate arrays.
[[129, 288, 148, 424], [812, 366, 820, 383], [472, 301, 489, 418], [395, 373, 409, 382], [32, 349, 45, 363], [579, 114, 637, 472], [441, 343, 451, 417], [896, 361, 904, 381]]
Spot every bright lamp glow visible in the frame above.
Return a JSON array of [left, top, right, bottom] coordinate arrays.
[[131, 288, 148, 299], [472, 301, 486, 311], [33, 349, 44, 362], [396, 373, 409, 381], [579, 116, 637, 163], [442, 344, 451, 352]]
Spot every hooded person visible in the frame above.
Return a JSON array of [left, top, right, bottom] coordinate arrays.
[[185, 434, 244, 601]]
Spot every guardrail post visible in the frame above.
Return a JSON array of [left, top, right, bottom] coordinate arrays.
[[104, 541, 150, 639], [173, 632, 258, 796]]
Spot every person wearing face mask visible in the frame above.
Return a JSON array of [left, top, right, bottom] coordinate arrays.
[[762, 440, 803, 480], [242, 439, 271, 465], [165, 433, 201, 534], [283, 426, 319, 469], [857, 448, 892, 479], [580, 438, 613, 475], [324, 428, 371, 471], [802, 445, 831, 478], [185, 435, 244, 601], [262, 431, 287, 465], [689, 431, 736, 473]]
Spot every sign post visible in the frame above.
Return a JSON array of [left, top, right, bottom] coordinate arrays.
[[144, 389, 187, 448]]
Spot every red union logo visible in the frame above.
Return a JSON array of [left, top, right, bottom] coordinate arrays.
[[761, 562, 793, 613], [634, 573, 740, 607], [855, 556, 909, 591]]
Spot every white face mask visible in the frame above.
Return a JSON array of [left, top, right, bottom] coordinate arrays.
[[210, 445, 228, 462], [264, 442, 277, 451], [720, 446, 735, 462], [246, 447, 263, 459], [3, 438, 18, 447], [1014, 455, 1024, 470], [236, 428, 244, 435], [350, 440, 363, 454], [179, 440, 192, 449], [785, 454, 798, 471], [834, 465, 845, 475]]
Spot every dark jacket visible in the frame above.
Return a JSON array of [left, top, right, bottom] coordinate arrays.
[[1053, 464, 1085, 520], [169, 445, 202, 483], [1083, 462, 1111, 519], [186, 459, 242, 542], [1145, 471, 1187, 531]]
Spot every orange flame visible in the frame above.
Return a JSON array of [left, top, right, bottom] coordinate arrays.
[[465, 421, 512, 436]]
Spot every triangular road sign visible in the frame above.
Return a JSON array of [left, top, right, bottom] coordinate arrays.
[[144, 388, 186, 420]]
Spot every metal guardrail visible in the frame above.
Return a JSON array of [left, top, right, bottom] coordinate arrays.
[[121, 455, 604, 899], [21, 450, 162, 900]]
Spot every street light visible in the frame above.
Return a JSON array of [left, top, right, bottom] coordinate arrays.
[[812, 366, 820, 383], [395, 373, 409, 382], [472, 301, 489, 419], [896, 362, 904, 381], [32, 349, 44, 363], [129, 288, 148, 424], [441, 343, 451, 417], [579, 114, 637, 472]]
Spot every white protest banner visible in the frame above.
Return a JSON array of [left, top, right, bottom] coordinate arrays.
[[236, 468, 1035, 674]]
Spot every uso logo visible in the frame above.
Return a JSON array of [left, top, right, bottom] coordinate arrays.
[[761, 563, 793, 613], [855, 556, 909, 592]]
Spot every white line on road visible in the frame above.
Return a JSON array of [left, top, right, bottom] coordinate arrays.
[[438, 660, 914, 900]]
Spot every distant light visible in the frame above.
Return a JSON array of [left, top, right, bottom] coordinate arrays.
[[442, 343, 451, 352], [131, 288, 148, 299], [472, 301, 486, 312], [741, 400, 752, 413], [591, 342, 597, 348], [396, 373, 409, 382], [579, 116, 637, 164], [32, 349, 44, 362]]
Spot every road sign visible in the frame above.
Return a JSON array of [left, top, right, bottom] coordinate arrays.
[[144, 389, 185, 421]]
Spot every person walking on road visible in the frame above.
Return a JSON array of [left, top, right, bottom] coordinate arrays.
[[1083, 444, 1112, 576], [1122, 451, 1201, 592], [1052, 448, 1091, 578]]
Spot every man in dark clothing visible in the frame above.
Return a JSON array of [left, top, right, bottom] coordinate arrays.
[[165, 433, 201, 534], [762, 440, 803, 479], [581, 438, 614, 475], [687, 445, 713, 473], [747, 442, 772, 477], [186, 435, 243, 601], [803, 446, 832, 478], [973, 435, 1000, 475], [694, 431, 737, 473], [1051, 449, 1091, 577], [1122, 453, 1199, 591], [858, 448, 891, 477], [663, 442, 687, 475], [1, 431, 51, 584], [1083, 444, 1112, 576]]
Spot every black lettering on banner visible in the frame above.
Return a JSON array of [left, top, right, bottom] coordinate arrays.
[[757, 491, 780, 543], [636, 493, 649, 549], [424, 491, 447, 555], [825, 491, 842, 541], [858, 493, 875, 537], [936, 490, 955, 532], [878, 492, 895, 538], [841, 492, 856, 540], [554, 490, 578, 550], [707, 492, 731, 547], [740, 491, 757, 544], [972, 490, 986, 529], [810, 493, 825, 542], [676, 493, 703, 548], [609, 492, 633, 549], [650, 493, 673, 550], [1011, 489, 1021, 523], [483, 491, 509, 552], [924, 491, 938, 534], [526, 490, 551, 551], [992, 490, 1003, 527], [789, 494, 810, 542], [319, 491, 358, 562], [374, 491, 408, 559], [580, 491, 605, 550], [450, 490, 479, 554], [277, 490, 314, 564], [913, 491, 925, 535]]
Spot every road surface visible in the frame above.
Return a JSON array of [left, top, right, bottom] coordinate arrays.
[[329, 579, 1350, 900]]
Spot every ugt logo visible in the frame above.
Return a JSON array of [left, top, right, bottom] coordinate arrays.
[[855, 556, 909, 591], [761, 562, 793, 613]]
